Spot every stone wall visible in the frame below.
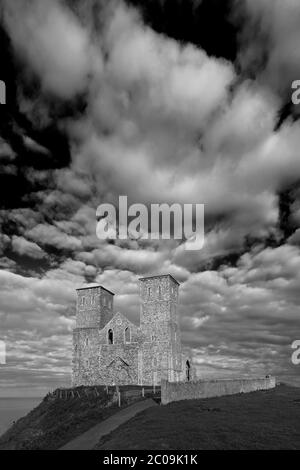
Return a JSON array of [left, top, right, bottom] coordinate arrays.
[[72, 328, 100, 386], [161, 376, 276, 405]]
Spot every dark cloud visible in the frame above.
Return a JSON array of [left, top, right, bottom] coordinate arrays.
[[127, 0, 239, 61]]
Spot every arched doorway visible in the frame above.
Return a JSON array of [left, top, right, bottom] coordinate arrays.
[[108, 329, 113, 344], [186, 360, 191, 382]]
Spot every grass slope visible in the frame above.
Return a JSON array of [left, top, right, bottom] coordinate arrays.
[[95, 384, 300, 450], [0, 386, 147, 450]]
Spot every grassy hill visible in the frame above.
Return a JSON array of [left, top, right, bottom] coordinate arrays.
[[0, 385, 153, 450], [95, 384, 300, 450], [1, 384, 299, 450]]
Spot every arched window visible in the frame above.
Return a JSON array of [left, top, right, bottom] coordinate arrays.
[[147, 287, 151, 298], [108, 329, 113, 344], [186, 360, 191, 382], [124, 327, 131, 343]]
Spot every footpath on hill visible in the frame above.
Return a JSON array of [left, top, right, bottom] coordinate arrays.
[[60, 398, 157, 450], [94, 385, 300, 450]]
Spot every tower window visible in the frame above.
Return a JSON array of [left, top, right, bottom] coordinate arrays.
[[85, 338, 89, 347], [147, 287, 151, 298], [186, 360, 191, 382], [124, 327, 131, 343], [103, 297, 106, 306], [108, 329, 114, 344], [158, 286, 161, 298]]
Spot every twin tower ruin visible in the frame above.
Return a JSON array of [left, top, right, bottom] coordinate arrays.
[[72, 274, 190, 386]]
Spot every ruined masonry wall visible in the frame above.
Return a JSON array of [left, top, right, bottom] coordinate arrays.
[[161, 377, 276, 404]]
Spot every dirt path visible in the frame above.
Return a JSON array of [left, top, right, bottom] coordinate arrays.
[[60, 399, 157, 450]]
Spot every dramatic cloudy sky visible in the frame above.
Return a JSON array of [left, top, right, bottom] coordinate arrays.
[[0, 0, 300, 396]]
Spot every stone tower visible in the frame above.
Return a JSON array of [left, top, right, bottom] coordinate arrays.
[[72, 285, 114, 386], [139, 274, 182, 385], [71, 274, 184, 387]]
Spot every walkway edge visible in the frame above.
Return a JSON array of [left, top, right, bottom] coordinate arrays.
[[60, 399, 157, 450]]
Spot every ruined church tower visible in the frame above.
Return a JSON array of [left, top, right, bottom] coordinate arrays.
[[139, 274, 182, 384], [72, 274, 183, 387], [72, 285, 114, 386]]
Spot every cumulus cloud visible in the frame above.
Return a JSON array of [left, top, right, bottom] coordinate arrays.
[[26, 223, 82, 251], [62, 2, 300, 246], [69, 4, 238, 212], [0, 266, 81, 393], [11, 236, 46, 259], [0, 138, 16, 161], [104, 4, 235, 127], [0, 257, 16, 271], [5, 0, 299, 235], [178, 245, 300, 381], [77, 244, 166, 274], [2, 0, 101, 98], [234, 0, 300, 96], [0, 234, 10, 255]]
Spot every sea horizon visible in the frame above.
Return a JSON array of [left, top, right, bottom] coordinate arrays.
[[0, 397, 42, 436]]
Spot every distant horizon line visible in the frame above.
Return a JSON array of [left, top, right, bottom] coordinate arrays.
[[0, 396, 43, 399]]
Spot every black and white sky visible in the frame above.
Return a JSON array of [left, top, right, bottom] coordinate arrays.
[[0, 0, 300, 396]]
